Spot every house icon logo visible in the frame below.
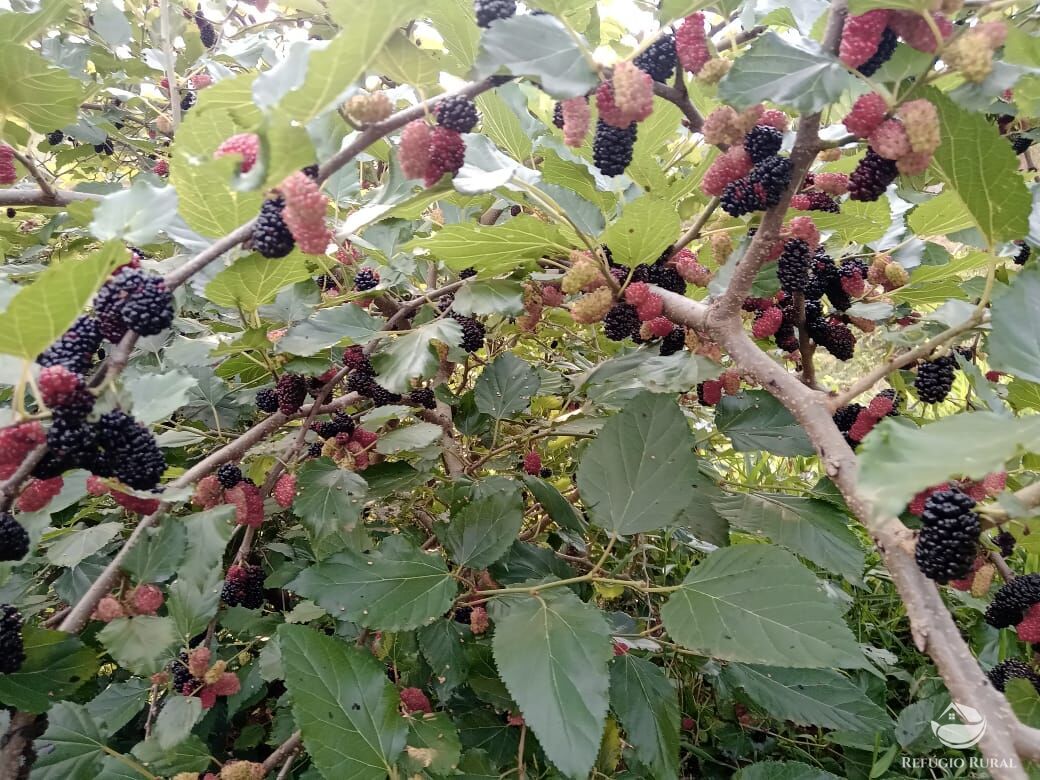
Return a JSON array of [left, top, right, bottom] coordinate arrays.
[[931, 702, 987, 749]]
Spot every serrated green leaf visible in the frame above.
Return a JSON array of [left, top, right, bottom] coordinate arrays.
[[205, 253, 313, 311], [577, 392, 699, 535], [452, 279, 525, 317], [491, 586, 612, 780], [277, 302, 384, 356], [289, 535, 456, 630], [474, 14, 598, 99], [713, 493, 864, 582], [407, 215, 568, 275], [0, 242, 121, 360], [32, 702, 106, 780], [293, 458, 368, 558], [600, 195, 680, 268], [926, 88, 1030, 244], [474, 353, 539, 420], [715, 390, 816, 457], [97, 616, 178, 676], [857, 413, 1040, 520], [719, 32, 856, 114], [661, 545, 864, 668], [609, 655, 680, 780], [370, 318, 463, 392], [438, 477, 524, 568], [280, 624, 408, 778], [0, 627, 98, 713], [723, 664, 892, 733]]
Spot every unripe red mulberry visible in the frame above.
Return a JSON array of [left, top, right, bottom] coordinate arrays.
[[214, 133, 260, 173], [399, 120, 431, 180], [273, 472, 296, 509], [843, 93, 888, 138], [675, 13, 710, 75], [561, 96, 591, 147], [424, 127, 466, 187], [869, 119, 911, 160], [611, 62, 654, 123], [897, 99, 940, 155], [400, 687, 433, 714], [0, 145, 16, 185], [571, 287, 614, 324], [279, 171, 332, 255], [839, 11, 890, 69], [701, 146, 753, 196]]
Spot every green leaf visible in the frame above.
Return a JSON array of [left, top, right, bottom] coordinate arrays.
[[715, 390, 816, 457], [275, 0, 425, 123], [371, 318, 463, 393], [289, 535, 457, 631], [600, 195, 680, 268], [46, 523, 122, 568], [90, 180, 179, 246], [279, 624, 408, 779], [577, 392, 699, 535], [0, 242, 121, 360], [124, 371, 198, 425], [0, 46, 83, 133], [403, 712, 463, 775], [609, 655, 680, 780], [374, 421, 444, 455], [474, 14, 598, 99], [661, 545, 864, 668], [0, 627, 98, 713], [474, 353, 540, 420], [926, 88, 1031, 244], [153, 695, 203, 750], [722, 664, 892, 733], [491, 586, 612, 780], [205, 253, 313, 311], [97, 616, 178, 676], [407, 215, 567, 275], [452, 279, 525, 317], [719, 32, 857, 114], [277, 302, 383, 356], [438, 476, 525, 568], [857, 413, 1040, 520], [293, 458, 368, 558], [990, 266, 1040, 383], [32, 702, 106, 780], [736, 761, 842, 780], [521, 475, 584, 532], [712, 493, 865, 583]]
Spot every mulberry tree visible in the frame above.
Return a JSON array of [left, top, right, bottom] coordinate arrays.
[[0, 0, 1037, 778]]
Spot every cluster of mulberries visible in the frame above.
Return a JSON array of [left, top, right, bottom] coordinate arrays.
[[914, 353, 957, 404], [720, 154, 793, 216], [914, 487, 980, 583], [252, 197, 295, 258], [221, 564, 265, 609], [988, 660, 1040, 694], [592, 119, 637, 177], [985, 574, 1040, 629], [0, 513, 29, 562], [214, 133, 260, 173], [0, 145, 16, 185], [474, 0, 515, 28], [194, 10, 217, 47], [278, 171, 332, 255], [0, 605, 25, 674], [436, 96, 480, 134], [92, 268, 174, 342], [675, 13, 711, 76]]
